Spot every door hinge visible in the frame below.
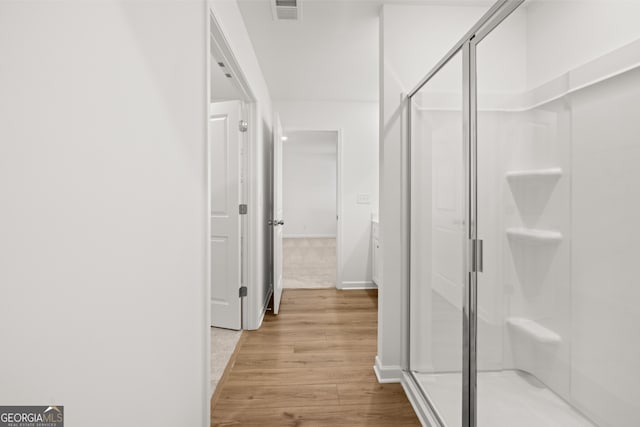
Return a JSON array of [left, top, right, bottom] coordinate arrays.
[[239, 120, 248, 133], [471, 239, 483, 273], [239, 286, 247, 297], [239, 204, 247, 215]]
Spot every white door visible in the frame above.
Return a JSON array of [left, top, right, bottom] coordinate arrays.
[[210, 101, 243, 330], [272, 114, 284, 314]]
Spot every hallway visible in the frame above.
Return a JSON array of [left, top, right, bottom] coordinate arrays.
[[210, 289, 419, 426]]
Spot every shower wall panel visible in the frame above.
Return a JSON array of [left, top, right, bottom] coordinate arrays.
[[570, 67, 640, 427]]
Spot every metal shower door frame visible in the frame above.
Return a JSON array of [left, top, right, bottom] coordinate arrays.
[[405, 1, 525, 426]]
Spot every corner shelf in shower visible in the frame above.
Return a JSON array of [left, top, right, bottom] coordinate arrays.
[[506, 228, 562, 244], [506, 317, 562, 344], [505, 168, 563, 182]]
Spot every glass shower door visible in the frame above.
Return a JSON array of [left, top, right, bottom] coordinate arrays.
[[473, 4, 583, 426], [473, 0, 640, 426], [406, 1, 640, 426], [409, 49, 467, 427]]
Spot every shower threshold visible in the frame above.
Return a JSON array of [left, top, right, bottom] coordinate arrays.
[[413, 370, 596, 427]]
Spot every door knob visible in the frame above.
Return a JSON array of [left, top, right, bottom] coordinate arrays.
[[277, 220, 285, 226]]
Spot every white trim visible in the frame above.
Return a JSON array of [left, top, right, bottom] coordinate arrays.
[[243, 103, 257, 330], [340, 281, 377, 290], [336, 129, 344, 292], [248, 104, 263, 331], [401, 372, 439, 427], [204, 9, 212, 427], [373, 356, 403, 383], [283, 234, 337, 239], [239, 101, 249, 330]]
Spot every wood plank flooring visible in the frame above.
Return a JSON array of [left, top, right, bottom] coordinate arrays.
[[211, 288, 420, 426]]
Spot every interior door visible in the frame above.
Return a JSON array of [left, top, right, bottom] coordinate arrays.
[[272, 113, 284, 314], [210, 101, 242, 330]]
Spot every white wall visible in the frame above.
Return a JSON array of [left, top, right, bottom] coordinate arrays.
[[525, 0, 640, 89], [0, 2, 208, 426], [276, 100, 378, 287], [209, 0, 274, 329], [378, 3, 489, 375], [570, 66, 640, 427], [283, 132, 337, 238], [522, 2, 640, 425]]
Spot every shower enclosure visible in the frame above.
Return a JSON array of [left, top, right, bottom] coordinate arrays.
[[407, 0, 640, 426]]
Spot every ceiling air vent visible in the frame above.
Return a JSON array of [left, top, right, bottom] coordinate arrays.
[[272, 0, 300, 21]]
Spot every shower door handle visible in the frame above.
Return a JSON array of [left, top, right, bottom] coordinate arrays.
[[472, 239, 483, 273]]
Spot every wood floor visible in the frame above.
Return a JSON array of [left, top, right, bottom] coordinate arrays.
[[210, 288, 420, 426]]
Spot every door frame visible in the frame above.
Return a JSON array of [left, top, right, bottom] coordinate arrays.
[[272, 113, 284, 314], [279, 127, 344, 289], [208, 10, 258, 331]]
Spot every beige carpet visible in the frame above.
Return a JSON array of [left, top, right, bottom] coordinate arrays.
[[210, 327, 242, 397], [283, 237, 336, 288]]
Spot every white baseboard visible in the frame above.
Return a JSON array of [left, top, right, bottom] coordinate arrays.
[[373, 356, 403, 383], [283, 234, 337, 239], [340, 280, 377, 290], [401, 371, 440, 427]]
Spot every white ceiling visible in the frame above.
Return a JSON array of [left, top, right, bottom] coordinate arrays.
[[237, 0, 493, 102], [238, 0, 379, 102]]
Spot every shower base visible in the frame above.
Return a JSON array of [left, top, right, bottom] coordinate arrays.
[[413, 370, 596, 427]]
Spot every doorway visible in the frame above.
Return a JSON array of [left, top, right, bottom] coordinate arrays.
[[279, 130, 341, 290], [208, 14, 254, 396], [209, 29, 249, 331]]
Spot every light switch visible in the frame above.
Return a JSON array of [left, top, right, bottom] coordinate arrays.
[[357, 193, 371, 204]]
